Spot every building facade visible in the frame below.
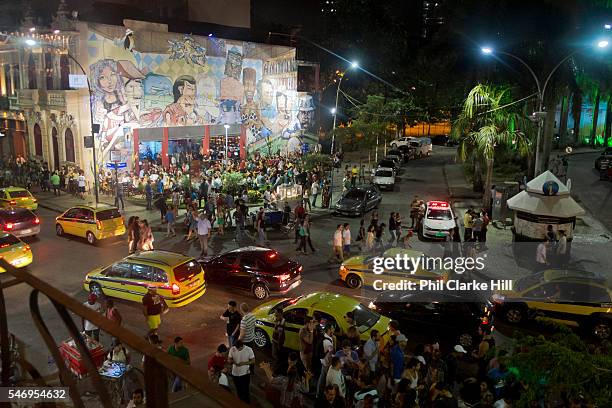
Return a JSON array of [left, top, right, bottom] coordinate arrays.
[[0, 15, 318, 183]]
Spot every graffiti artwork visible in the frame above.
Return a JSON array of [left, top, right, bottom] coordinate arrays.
[[88, 28, 318, 166], [167, 35, 207, 67]]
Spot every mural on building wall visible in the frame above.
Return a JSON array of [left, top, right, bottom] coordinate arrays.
[[87, 28, 318, 166]]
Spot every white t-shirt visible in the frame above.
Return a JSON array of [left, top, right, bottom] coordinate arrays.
[[77, 175, 86, 187], [326, 367, 346, 398], [311, 182, 319, 195], [333, 230, 343, 247], [197, 218, 212, 235], [83, 301, 101, 331], [229, 345, 255, 377], [342, 229, 351, 245]]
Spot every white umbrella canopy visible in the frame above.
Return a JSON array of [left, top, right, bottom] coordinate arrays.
[[507, 191, 585, 218]]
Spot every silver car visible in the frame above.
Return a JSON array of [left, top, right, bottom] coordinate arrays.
[[0, 208, 41, 238]]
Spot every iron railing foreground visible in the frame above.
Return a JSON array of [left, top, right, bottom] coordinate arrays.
[[0, 259, 249, 408]]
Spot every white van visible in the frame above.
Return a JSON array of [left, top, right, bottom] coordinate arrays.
[[409, 137, 432, 158]]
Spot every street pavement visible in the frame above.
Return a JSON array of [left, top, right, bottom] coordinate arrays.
[[2, 145, 611, 406]]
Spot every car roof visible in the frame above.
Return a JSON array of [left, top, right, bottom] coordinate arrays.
[[226, 246, 272, 254], [0, 207, 32, 215], [125, 250, 193, 267], [3, 186, 28, 192], [375, 290, 489, 303], [67, 204, 118, 212], [292, 292, 360, 312], [375, 167, 394, 172]]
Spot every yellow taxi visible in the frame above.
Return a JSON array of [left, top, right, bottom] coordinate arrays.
[[83, 250, 206, 308], [0, 187, 38, 211], [339, 247, 449, 289], [252, 292, 390, 350], [55, 204, 126, 245], [0, 232, 33, 272], [493, 269, 612, 339]]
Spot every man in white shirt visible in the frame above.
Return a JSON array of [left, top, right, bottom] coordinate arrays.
[[363, 329, 380, 372], [311, 181, 319, 208], [326, 356, 347, 398], [332, 224, 344, 262], [535, 240, 549, 272], [228, 340, 255, 404], [82, 293, 102, 341], [197, 213, 212, 257], [77, 171, 86, 199], [342, 223, 351, 257], [555, 230, 568, 267], [316, 324, 336, 397]]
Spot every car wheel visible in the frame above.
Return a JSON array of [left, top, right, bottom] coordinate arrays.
[[86, 231, 96, 245], [458, 333, 473, 348], [592, 320, 612, 340], [55, 224, 64, 236], [254, 328, 269, 348], [505, 307, 524, 324], [346, 274, 363, 289], [89, 282, 103, 297], [252, 283, 269, 300]]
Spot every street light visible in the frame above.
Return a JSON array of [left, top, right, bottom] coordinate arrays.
[[21, 37, 100, 203], [224, 124, 230, 162], [481, 43, 606, 175], [604, 24, 611, 30], [329, 61, 358, 205]]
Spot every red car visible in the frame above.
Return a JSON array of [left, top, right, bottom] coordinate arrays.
[[198, 246, 303, 300]]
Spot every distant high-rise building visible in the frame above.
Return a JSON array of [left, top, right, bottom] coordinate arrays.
[[320, 0, 338, 15]]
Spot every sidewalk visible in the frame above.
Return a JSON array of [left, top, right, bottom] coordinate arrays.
[[443, 162, 483, 199]]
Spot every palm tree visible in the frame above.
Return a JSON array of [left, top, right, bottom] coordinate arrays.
[[451, 84, 533, 209]]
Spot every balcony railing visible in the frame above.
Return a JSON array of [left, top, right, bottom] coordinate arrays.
[[0, 260, 249, 408], [46, 90, 67, 107], [16, 89, 37, 108]]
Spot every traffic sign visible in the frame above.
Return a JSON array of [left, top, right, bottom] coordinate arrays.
[[106, 162, 127, 169], [565, 146, 573, 154], [110, 150, 121, 162]]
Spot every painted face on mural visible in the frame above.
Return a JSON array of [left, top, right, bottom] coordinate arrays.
[[179, 80, 196, 98], [99, 66, 119, 94], [124, 79, 143, 106], [260, 80, 274, 106]]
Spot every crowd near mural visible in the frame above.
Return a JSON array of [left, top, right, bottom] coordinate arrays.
[[87, 29, 318, 168]]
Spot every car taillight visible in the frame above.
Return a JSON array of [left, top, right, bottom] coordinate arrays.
[[23, 245, 30, 252], [4, 223, 13, 231], [278, 273, 290, 282], [32, 198, 37, 202], [298, 265, 303, 273], [96, 220, 102, 230], [481, 317, 489, 325], [34, 217, 40, 224], [171, 283, 180, 295], [339, 265, 347, 273], [9, 201, 15, 206]]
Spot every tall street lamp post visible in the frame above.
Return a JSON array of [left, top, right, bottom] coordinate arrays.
[[329, 61, 358, 205], [223, 124, 230, 162], [482, 40, 609, 176], [22, 37, 100, 203]]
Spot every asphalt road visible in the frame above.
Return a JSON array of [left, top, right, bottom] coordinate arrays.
[[1, 146, 511, 384], [567, 151, 612, 233]]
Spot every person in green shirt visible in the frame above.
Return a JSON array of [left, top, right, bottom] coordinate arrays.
[[50, 172, 61, 196], [168, 336, 190, 392]]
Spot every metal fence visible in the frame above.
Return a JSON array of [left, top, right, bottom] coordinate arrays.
[[0, 259, 248, 408]]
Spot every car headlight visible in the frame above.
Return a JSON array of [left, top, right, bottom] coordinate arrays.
[[368, 301, 377, 310], [492, 294, 505, 304]]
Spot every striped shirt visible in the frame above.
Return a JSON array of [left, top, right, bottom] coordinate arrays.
[[240, 313, 256, 343]]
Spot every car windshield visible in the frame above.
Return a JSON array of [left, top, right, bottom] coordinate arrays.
[[258, 250, 290, 268], [270, 296, 304, 314], [344, 190, 366, 199], [379, 160, 394, 167], [96, 209, 122, 220], [352, 304, 380, 332], [9, 191, 30, 198], [410, 142, 420, 147], [0, 234, 20, 247], [376, 170, 393, 177], [173, 260, 201, 282], [427, 209, 452, 220]]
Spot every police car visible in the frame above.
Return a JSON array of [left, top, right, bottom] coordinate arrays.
[[421, 201, 456, 239]]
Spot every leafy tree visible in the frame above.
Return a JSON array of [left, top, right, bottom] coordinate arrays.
[[452, 84, 533, 208], [221, 172, 245, 196]]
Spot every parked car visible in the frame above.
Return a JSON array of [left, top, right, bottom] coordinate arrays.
[[409, 137, 433, 158], [334, 185, 382, 216], [390, 137, 412, 148], [198, 246, 302, 300], [378, 158, 400, 172], [595, 147, 612, 170], [370, 290, 493, 349], [0, 187, 38, 211], [397, 145, 416, 161], [0, 207, 40, 238], [373, 168, 396, 190], [384, 154, 403, 167]]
